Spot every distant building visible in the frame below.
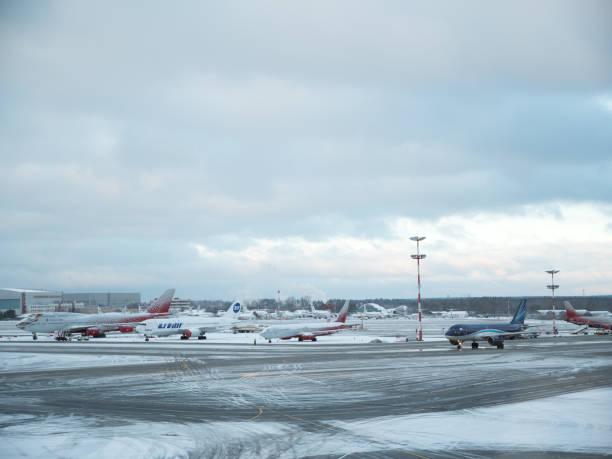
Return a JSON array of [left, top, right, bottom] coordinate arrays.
[[62, 292, 140, 308], [430, 310, 469, 319], [0, 288, 62, 314], [169, 297, 193, 313]]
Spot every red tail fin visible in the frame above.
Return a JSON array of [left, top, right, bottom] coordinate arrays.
[[147, 289, 175, 313], [336, 300, 350, 323], [564, 301, 580, 320]]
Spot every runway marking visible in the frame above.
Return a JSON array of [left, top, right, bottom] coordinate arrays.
[[265, 407, 430, 458], [176, 354, 266, 422], [173, 354, 430, 457], [247, 407, 263, 421]]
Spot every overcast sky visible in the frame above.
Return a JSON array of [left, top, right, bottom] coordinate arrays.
[[1, 1, 611, 301]]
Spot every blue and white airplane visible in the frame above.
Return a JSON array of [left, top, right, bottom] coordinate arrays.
[[140, 301, 243, 341], [444, 299, 529, 350]]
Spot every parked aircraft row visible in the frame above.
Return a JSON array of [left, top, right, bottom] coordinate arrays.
[[16, 289, 175, 340], [14, 291, 610, 346]]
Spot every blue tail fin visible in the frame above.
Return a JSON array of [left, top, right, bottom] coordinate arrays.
[[510, 299, 527, 324], [224, 301, 243, 318]]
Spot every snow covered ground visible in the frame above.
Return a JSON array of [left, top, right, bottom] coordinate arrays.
[[0, 352, 169, 372], [1, 317, 610, 458], [2, 388, 610, 458], [332, 387, 612, 455]]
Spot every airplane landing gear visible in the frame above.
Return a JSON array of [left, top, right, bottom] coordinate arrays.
[[197, 334, 207, 340], [471, 342, 479, 349], [55, 331, 69, 341], [457, 340, 463, 350], [268, 339, 272, 343], [496, 342, 504, 349], [32, 333, 38, 340]]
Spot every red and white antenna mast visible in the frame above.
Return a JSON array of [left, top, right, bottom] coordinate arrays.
[[410, 236, 426, 341], [546, 269, 559, 335]]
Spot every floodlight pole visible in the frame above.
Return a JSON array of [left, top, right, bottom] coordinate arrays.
[[546, 269, 559, 336], [410, 236, 426, 341]]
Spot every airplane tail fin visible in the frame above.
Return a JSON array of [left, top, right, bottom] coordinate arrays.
[[224, 301, 243, 318], [147, 289, 175, 313], [510, 299, 527, 324], [564, 301, 580, 320], [336, 300, 350, 323]]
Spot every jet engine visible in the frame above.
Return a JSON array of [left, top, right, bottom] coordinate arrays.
[[180, 329, 192, 340], [85, 329, 106, 338]]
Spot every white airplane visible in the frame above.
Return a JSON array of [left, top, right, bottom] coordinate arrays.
[[310, 303, 332, 319], [16, 289, 175, 340], [141, 301, 244, 341], [270, 308, 295, 320], [354, 302, 390, 319], [293, 308, 312, 318], [260, 300, 353, 342], [252, 309, 271, 320]]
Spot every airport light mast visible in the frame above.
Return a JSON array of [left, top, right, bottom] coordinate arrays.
[[410, 236, 426, 341], [546, 269, 559, 336]]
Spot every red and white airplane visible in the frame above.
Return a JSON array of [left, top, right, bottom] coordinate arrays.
[[565, 301, 611, 330], [260, 300, 354, 342], [16, 289, 175, 340]]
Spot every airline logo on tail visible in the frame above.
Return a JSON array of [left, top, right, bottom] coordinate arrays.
[[510, 299, 527, 324], [336, 300, 350, 323], [147, 288, 175, 313], [564, 302, 580, 320], [223, 301, 243, 318]]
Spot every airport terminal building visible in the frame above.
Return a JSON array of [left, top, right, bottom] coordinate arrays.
[[0, 288, 63, 315], [0, 289, 141, 315], [62, 292, 141, 308]]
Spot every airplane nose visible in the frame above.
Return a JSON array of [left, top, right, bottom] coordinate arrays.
[[16, 314, 38, 329]]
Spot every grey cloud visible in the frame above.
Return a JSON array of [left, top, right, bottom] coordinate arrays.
[[1, 1, 611, 297]]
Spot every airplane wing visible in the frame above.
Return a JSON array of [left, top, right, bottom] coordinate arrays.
[[58, 324, 91, 334], [308, 326, 348, 337], [570, 326, 588, 335], [193, 323, 227, 333], [469, 329, 529, 340], [60, 322, 138, 334]]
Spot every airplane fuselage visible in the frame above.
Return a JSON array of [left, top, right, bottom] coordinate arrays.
[[567, 316, 611, 330], [445, 323, 525, 344], [260, 321, 349, 340], [142, 317, 236, 337], [17, 311, 171, 334]]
